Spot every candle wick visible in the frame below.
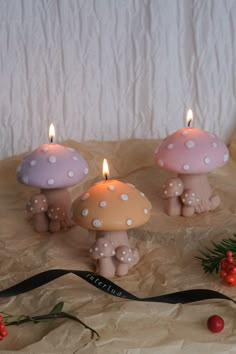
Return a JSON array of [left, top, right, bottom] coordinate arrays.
[[187, 120, 191, 127], [105, 174, 108, 181], [50, 136, 53, 143]]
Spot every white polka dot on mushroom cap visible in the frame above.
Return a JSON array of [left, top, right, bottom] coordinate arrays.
[[168, 144, 174, 149], [204, 157, 211, 164], [108, 185, 116, 191], [49, 156, 56, 163], [47, 178, 55, 185], [92, 219, 102, 228], [182, 131, 188, 136], [81, 192, 90, 200], [42, 147, 48, 152], [224, 154, 229, 162], [16, 165, 22, 173], [127, 183, 135, 188], [72, 156, 78, 160], [126, 219, 133, 226], [140, 192, 145, 197], [84, 167, 88, 174], [22, 175, 29, 184], [212, 142, 218, 148], [121, 194, 128, 201], [81, 209, 88, 216], [158, 159, 164, 167], [30, 160, 37, 166], [68, 170, 74, 177], [185, 140, 195, 149], [99, 201, 107, 207], [144, 208, 149, 214], [183, 164, 190, 171]]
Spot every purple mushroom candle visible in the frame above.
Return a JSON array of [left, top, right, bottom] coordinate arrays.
[[16, 124, 89, 233], [154, 110, 229, 217]]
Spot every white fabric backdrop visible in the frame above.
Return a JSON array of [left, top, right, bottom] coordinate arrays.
[[0, 0, 236, 159]]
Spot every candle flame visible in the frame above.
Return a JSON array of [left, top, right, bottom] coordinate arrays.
[[49, 123, 55, 142], [103, 158, 109, 180], [187, 109, 193, 127]]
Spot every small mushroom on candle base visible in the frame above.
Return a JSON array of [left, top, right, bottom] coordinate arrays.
[[155, 111, 229, 217], [72, 179, 151, 278], [17, 143, 88, 232], [161, 177, 184, 216], [26, 194, 48, 232]]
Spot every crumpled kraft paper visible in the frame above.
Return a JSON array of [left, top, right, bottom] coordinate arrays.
[[0, 136, 236, 353]]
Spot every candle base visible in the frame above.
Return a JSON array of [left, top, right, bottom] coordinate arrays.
[[162, 174, 221, 217]]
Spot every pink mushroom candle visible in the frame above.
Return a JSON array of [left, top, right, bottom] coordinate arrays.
[[72, 159, 152, 278], [16, 124, 89, 232], [154, 110, 229, 217]]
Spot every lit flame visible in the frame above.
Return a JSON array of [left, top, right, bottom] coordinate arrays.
[[103, 158, 109, 180], [187, 109, 193, 127], [49, 123, 55, 142]]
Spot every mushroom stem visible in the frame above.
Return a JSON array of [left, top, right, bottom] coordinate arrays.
[[34, 213, 49, 232], [41, 188, 73, 232], [167, 197, 182, 216], [178, 173, 212, 200]]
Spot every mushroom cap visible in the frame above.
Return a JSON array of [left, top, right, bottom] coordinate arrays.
[[162, 177, 184, 198], [89, 238, 115, 259], [26, 194, 48, 214], [115, 246, 136, 263], [154, 128, 229, 174], [180, 189, 200, 207], [16, 144, 89, 189], [72, 180, 152, 231]]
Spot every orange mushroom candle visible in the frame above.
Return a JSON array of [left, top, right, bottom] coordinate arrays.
[[72, 159, 152, 278], [154, 110, 229, 217]]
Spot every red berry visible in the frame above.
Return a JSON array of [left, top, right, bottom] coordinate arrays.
[[207, 315, 224, 333], [1, 330, 8, 337], [0, 323, 5, 330], [229, 266, 236, 275], [224, 274, 236, 286], [227, 256, 234, 264], [226, 251, 233, 257], [220, 270, 227, 278]]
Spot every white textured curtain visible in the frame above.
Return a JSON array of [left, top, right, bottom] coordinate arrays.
[[0, 0, 236, 158]]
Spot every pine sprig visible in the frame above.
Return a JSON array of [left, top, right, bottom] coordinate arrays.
[[195, 233, 236, 274]]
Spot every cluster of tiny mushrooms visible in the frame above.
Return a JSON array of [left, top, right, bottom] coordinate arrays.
[[16, 117, 229, 277]]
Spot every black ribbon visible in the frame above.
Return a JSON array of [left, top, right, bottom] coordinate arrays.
[[0, 269, 235, 305]]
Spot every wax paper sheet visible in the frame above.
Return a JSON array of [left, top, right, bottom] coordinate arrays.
[[0, 137, 236, 353]]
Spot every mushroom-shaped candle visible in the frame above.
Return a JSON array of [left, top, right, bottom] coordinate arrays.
[[17, 124, 89, 232], [154, 110, 229, 217], [72, 159, 152, 278]]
